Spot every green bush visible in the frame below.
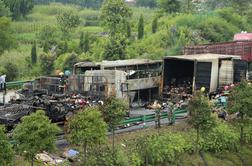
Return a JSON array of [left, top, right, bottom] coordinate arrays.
[[4, 62, 18, 81], [197, 16, 239, 42], [136, 133, 190, 165], [54, 52, 79, 71], [201, 122, 239, 153], [243, 121, 252, 144], [40, 53, 55, 75], [86, 145, 129, 166], [216, 7, 250, 31]]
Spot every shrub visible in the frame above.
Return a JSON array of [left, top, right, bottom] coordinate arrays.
[[40, 53, 55, 75], [216, 7, 250, 31], [4, 62, 18, 81], [201, 122, 239, 152], [137, 133, 190, 165], [197, 16, 239, 42], [54, 52, 79, 71], [86, 145, 129, 166], [243, 120, 252, 144]]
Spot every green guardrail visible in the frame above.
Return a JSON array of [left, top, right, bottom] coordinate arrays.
[[121, 109, 188, 125], [6, 80, 33, 89]]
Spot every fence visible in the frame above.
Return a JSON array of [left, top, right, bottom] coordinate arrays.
[[121, 109, 187, 126], [6, 81, 34, 89]]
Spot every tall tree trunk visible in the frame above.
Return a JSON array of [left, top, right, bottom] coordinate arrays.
[[240, 113, 244, 144], [83, 142, 87, 164], [196, 128, 199, 152], [31, 157, 34, 166], [112, 128, 115, 153]]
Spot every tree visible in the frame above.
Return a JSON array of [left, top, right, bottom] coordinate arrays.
[[13, 110, 60, 166], [79, 32, 89, 53], [3, 0, 34, 19], [39, 53, 55, 75], [188, 91, 216, 151], [138, 14, 144, 39], [231, 0, 252, 15], [152, 17, 158, 34], [0, 125, 14, 165], [31, 42, 37, 64], [126, 21, 131, 38], [56, 10, 80, 38], [68, 0, 104, 9], [102, 97, 127, 151], [0, 17, 15, 55], [228, 80, 252, 143], [136, 0, 157, 8], [157, 0, 181, 14], [68, 107, 107, 163], [0, 0, 10, 17], [101, 0, 132, 35], [136, 133, 188, 165], [55, 52, 79, 71], [103, 34, 127, 60], [4, 62, 18, 81], [37, 25, 59, 53]]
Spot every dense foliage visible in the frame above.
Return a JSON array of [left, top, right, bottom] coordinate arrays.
[[68, 107, 107, 162], [201, 122, 239, 152], [228, 81, 252, 143], [188, 91, 216, 150], [0, 125, 14, 165], [136, 133, 191, 165], [13, 110, 60, 165], [3, 0, 34, 19], [0, 17, 15, 55]]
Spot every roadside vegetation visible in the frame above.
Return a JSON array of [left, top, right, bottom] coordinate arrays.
[[0, 0, 252, 81]]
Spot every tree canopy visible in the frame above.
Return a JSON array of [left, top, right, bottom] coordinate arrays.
[[0, 125, 14, 165], [228, 81, 252, 143], [188, 91, 216, 150], [157, 0, 181, 14], [13, 110, 60, 165], [56, 10, 80, 38], [0, 17, 15, 55], [0, 0, 10, 17], [68, 107, 107, 162], [3, 0, 34, 19], [101, 0, 132, 35]]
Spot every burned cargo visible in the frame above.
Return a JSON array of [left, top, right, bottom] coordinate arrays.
[[162, 54, 247, 99], [0, 104, 34, 127]]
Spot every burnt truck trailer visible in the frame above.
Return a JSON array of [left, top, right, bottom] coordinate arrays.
[[162, 54, 247, 95], [184, 41, 252, 62], [72, 59, 163, 106]]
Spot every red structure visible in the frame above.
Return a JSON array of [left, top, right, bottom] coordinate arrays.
[[234, 33, 252, 41], [184, 33, 252, 62]]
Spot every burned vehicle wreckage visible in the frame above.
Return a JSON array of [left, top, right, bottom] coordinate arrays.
[[0, 55, 248, 127]]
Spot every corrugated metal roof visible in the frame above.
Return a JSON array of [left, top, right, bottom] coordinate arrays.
[[101, 59, 162, 68], [164, 54, 241, 61], [74, 61, 100, 67]]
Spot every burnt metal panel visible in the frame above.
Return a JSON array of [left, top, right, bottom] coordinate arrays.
[[195, 62, 212, 91], [233, 60, 248, 83]]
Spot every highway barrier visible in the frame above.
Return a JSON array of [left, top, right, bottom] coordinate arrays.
[[121, 109, 188, 126], [6, 80, 33, 89]]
